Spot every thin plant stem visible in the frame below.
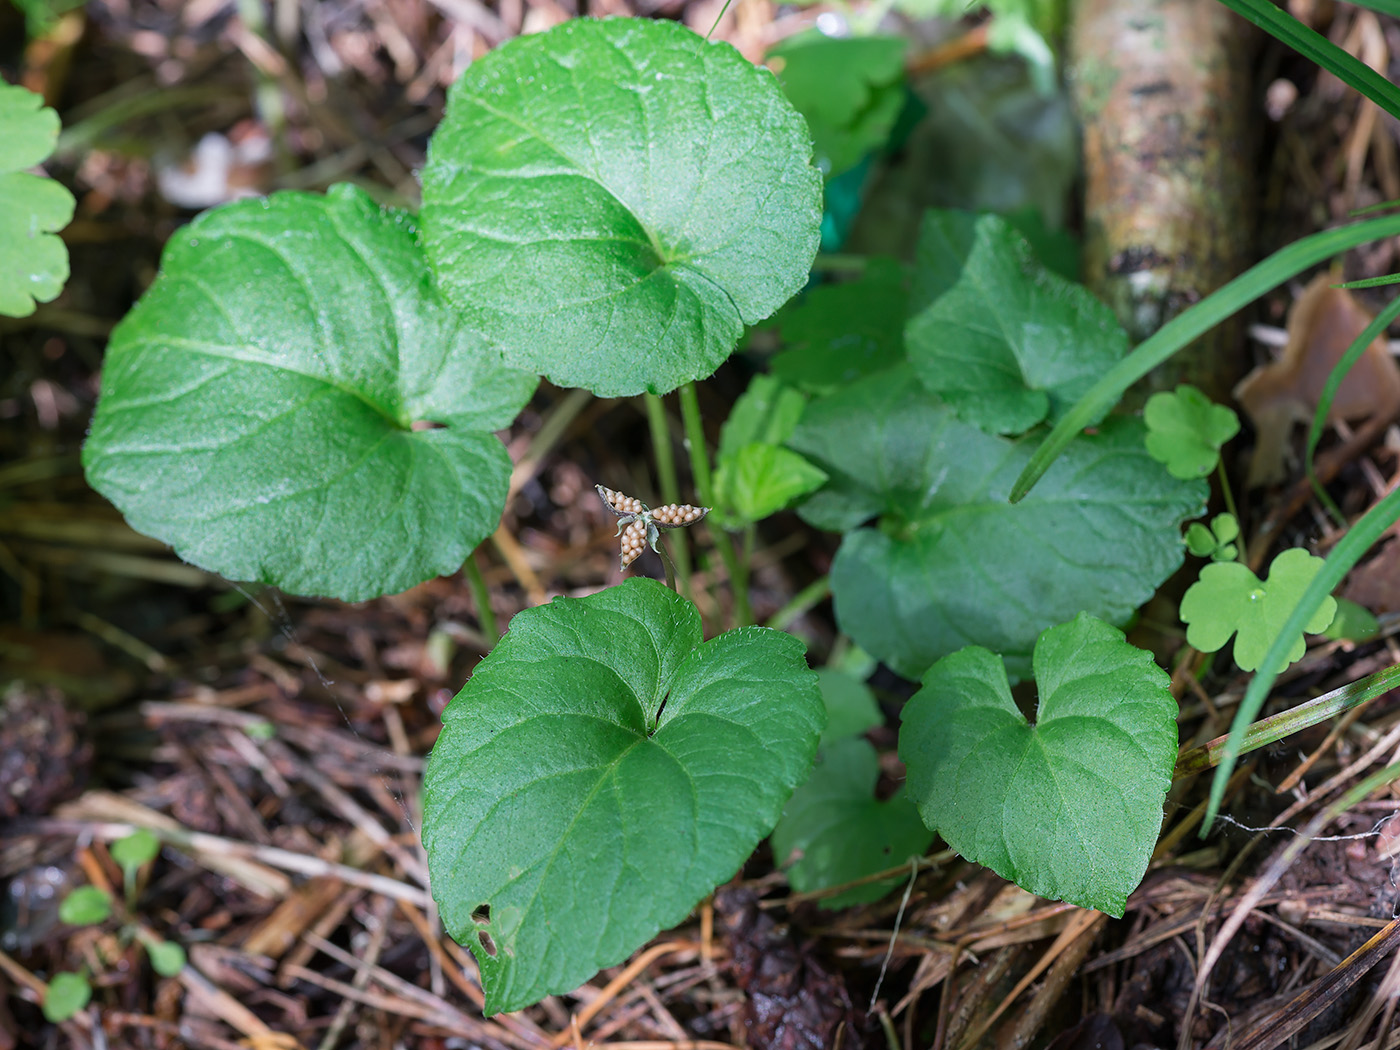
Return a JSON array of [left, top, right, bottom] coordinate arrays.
[[644, 392, 691, 598], [678, 382, 746, 629], [1215, 460, 1243, 563], [764, 575, 831, 630], [463, 550, 499, 646]]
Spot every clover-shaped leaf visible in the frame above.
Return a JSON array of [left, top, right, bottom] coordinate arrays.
[[768, 34, 907, 178], [422, 577, 823, 1014], [84, 184, 536, 602], [420, 17, 822, 397], [899, 614, 1177, 916], [0, 81, 75, 318], [789, 365, 1205, 679], [1180, 548, 1338, 672], [1143, 384, 1240, 480], [771, 256, 908, 395], [771, 737, 933, 908], [1323, 597, 1378, 642], [1185, 513, 1239, 562], [904, 210, 1127, 435]]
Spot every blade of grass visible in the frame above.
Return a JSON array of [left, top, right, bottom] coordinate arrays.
[[1204, 482, 1400, 833], [1213, 0, 1400, 120], [1304, 292, 1400, 524], [1009, 214, 1400, 503], [1174, 661, 1400, 779]]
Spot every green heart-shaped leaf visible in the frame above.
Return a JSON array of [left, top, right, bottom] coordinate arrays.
[[0, 81, 74, 318], [905, 211, 1127, 435], [422, 577, 823, 1014], [789, 365, 1206, 679], [420, 17, 822, 396], [771, 736, 932, 907], [83, 184, 537, 601], [768, 34, 907, 178], [899, 614, 1177, 916]]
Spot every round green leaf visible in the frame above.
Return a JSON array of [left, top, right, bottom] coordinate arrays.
[[83, 184, 537, 601], [899, 614, 1177, 916], [1179, 547, 1338, 672], [771, 736, 932, 907], [789, 366, 1206, 679], [42, 972, 91, 1023], [144, 939, 186, 977], [111, 827, 159, 872], [0, 81, 74, 318], [422, 577, 824, 1014], [58, 886, 112, 926], [420, 17, 823, 397]]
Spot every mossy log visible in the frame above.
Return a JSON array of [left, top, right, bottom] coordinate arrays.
[[1070, 0, 1258, 405]]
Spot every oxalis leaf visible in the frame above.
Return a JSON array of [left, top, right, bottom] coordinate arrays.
[[1143, 384, 1240, 480], [83, 184, 537, 602], [421, 577, 824, 1014], [771, 736, 933, 908], [0, 81, 75, 318], [420, 17, 823, 397], [899, 614, 1178, 916], [905, 210, 1127, 435], [1179, 547, 1338, 673], [789, 365, 1206, 679]]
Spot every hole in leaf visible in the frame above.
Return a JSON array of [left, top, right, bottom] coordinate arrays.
[[477, 929, 498, 957], [471, 903, 490, 923], [411, 420, 446, 431]]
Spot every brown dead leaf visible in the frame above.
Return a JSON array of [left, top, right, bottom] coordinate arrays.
[[1234, 272, 1400, 485]]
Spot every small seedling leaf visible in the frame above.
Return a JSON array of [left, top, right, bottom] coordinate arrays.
[[110, 828, 159, 872], [768, 34, 907, 178], [422, 577, 824, 1014], [58, 886, 112, 926], [770, 737, 933, 907], [0, 81, 74, 317], [713, 376, 827, 526], [1179, 548, 1338, 672], [771, 257, 907, 394], [905, 211, 1127, 435], [1323, 597, 1379, 642], [714, 444, 827, 528], [145, 939, 186, 976], [817, 668, 883, 746], [1186, 513, 1240, 561], [421, 18, 822, 396], [83, 184, 536, 601], [1143, 385, 1241, 479], [899, 614, 1177, 916], [789, 366, 1205, 678], [42, 972, 91, 1023]]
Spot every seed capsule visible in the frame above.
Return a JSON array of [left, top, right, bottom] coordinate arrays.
[[651, 503, 708, 528]]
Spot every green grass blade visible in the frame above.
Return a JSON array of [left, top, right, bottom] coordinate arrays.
[[1345, 0, 1400, 20], [1204, 482, 1400, 833], [1305, 292, 1400, 519], [1215, 0, 1400, 119], [1337, 273, 1400, 289], [1010, 214, 1400, 503]]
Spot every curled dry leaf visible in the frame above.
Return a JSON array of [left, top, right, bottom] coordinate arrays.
[[1234, 273, 1400, 486]]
